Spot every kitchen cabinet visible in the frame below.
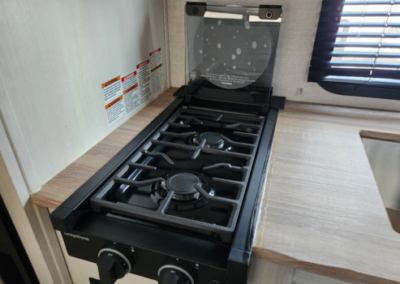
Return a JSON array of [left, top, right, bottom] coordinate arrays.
[[292, 270, 350, 284]]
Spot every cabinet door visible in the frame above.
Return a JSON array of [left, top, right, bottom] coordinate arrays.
[[247, 258, 352, 284], [292, 270, 351, 284]]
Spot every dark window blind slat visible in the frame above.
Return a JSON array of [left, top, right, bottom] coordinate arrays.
[[309, 67, 400, 81], [339, 22, 400, 27], [344, 0, 400, 4], [342, 11, 400, 16], [320, 0, 400, 11], [312, 51, 400, 59], [311, 60, 400, 69], [319, 11, 400, 20], [344, 0, 400, 5], [308, 0, 400, 89], [316, 32, 400, 38], [317, 22, 400, 32], [309, 68, 373, 81], [314, 32, 400, 43], [314, 42, 400, 48]]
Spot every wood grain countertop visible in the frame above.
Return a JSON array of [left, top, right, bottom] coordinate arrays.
[[253, 101, 400, 284], [31, 88, 400, 284]]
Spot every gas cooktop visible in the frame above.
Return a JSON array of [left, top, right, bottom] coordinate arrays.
[[90, 107, 265, 243], [51, 3, 284, 284]]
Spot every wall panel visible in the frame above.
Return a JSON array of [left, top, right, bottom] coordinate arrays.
[[0, 0, 169, 193]]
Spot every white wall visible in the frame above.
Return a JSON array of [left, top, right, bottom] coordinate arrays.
[[167, 0, 400, 111], [0, 0, 169, 194]]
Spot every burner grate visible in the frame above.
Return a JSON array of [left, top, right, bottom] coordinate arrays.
[[90, 107, 265, 242]]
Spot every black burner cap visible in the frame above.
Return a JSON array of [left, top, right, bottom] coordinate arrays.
[[166, 173, 201, 197], [200, 132, 224, 146]]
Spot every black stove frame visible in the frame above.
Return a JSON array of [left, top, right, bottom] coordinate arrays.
[[89, 107, 265, 243], [51, 93, 283, 284]]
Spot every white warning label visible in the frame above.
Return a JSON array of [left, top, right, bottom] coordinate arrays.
[[102, 76, 122, 104], [136, 60, 152, 104], [105, 96, 124, 125], [150, 48, 163, 96], [102, 76, 124, 125], [121, 71, 140, 114]]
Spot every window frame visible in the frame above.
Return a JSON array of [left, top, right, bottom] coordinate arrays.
[[309, 0, 400, 100]]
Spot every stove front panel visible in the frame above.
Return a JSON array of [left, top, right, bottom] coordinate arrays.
[[59, 215, 248, 284]]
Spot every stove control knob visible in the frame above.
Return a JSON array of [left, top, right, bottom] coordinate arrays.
[[158, 265, 194, 284], [97, 249, 131, 284]]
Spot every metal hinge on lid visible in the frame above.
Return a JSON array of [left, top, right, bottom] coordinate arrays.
[[186, 2, 282, 20]]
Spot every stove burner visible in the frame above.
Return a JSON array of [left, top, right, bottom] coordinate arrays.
[[193, 132, 225, 149], [164, 173, 202, 201], [153, 171, 215, 205]]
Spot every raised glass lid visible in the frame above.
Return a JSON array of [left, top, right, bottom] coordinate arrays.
[[185, 4, 282, 97]]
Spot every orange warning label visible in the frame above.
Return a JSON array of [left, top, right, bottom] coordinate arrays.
[[102, 76, 120, 88], [105, 96, 123, 109], [151, 64, 163, 73], [123, 84, 138, 95]]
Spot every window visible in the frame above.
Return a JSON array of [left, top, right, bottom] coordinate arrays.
[[309, 0, 400, 100]]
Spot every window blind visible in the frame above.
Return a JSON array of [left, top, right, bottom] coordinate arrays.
[[309, 0, 400, 87]]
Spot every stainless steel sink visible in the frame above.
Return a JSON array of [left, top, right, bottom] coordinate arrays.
[[362, 137, 400, 234]]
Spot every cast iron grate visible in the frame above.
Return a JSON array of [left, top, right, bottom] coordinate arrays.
[[90, 107, 265, 243]]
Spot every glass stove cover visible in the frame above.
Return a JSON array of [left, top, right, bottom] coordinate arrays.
[[186, 5, 281, 93]]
